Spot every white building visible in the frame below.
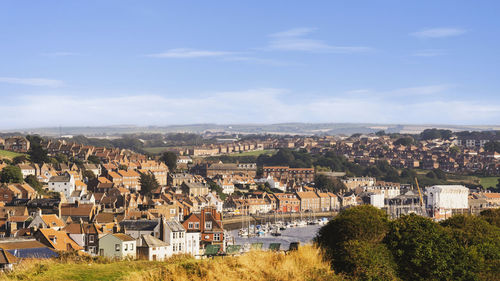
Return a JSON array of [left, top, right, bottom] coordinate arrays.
[[137, 234, 172, 261], [98, 233, 137, 259], [164, 220, 186, 255], [206, 192, 224, 213], [48, 173, 75, 199], [426, 185, 469, 219], [185, 232, 201, 257], [264, 176, 286, 192], [216, 179, 235, 195], [364, 185, 401, 199], [370, 193, 385, 208], [426, 185, 469, 209]]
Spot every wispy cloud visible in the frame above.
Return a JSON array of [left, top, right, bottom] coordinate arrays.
[[267, 27, 372, 53], [1, 85, 497, 129], [0, 77, 63, 87], [146, 48, 236, 58], [412, 49, 446, 57], [411, 28, 466, 38], [42, 52, 81, 57]]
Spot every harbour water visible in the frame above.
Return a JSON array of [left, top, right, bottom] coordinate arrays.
[[229, 224, 322, 249]]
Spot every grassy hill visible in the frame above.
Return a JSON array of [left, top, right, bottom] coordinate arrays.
[[1, 245, 339, 281], [0, 149, 24, 160]]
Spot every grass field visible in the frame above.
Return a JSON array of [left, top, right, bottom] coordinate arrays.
[[0, 149, 24, 160], [480, 177, 499, 189], [142, 147, 172, 154], [228, 149, 276, 157], [1, 245, 337, 281]]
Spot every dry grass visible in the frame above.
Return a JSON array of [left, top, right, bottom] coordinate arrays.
[[0, 245, 340, 281], [123, 245, 339, 281]]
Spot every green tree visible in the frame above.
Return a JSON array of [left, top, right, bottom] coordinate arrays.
[[315, 205, 390, 272], [385, 214, 465, 281], [160, 151, 177, 171], [449, 146, 461, 155], [139, 173, 159, 196], [54, 153, 68, 163], [393, 137, 414, 146], [28, 143, 49, 164], [82, 170, 96, 181], [0, 165, 23, 183], [24, 174, 43, 193], [314, 174, 346, 193], [12, 155, 28, 165], [87, 155, 101, 165], [340, 240, 398, 281]]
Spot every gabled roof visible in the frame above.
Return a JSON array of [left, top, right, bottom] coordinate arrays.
[[120, 219, 159, 231], [41, 214, 65, 228], [37, 228, 83, 251], [113, 233, 136, 242], [140, 234, 169, 247]]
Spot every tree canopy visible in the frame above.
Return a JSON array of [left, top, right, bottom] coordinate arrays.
[[0, 165, 23, 183]]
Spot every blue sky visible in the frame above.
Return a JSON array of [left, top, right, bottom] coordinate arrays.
[[0, 0, 499, 129]]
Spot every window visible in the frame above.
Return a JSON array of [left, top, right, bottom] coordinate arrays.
[[188, 222, 193, 229], [115, 244, 120, 251], [173, 232, 177, 239], [214, 233, 220, 241], [205, 221, 212, 230], [170, 209, 176, 214], [88, 235, 94, 243], [130, 244, 134, 251], [194, 222, 199, 229], [180, 232, 184, 238], [124, 243, 128, 251]]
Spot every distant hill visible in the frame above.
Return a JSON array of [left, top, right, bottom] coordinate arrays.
[[2, 123, 500, 137]]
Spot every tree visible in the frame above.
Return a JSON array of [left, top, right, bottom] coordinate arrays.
[[54, 153, 68, 163], [87, 155, 101, 165], [12, 155, 28, 165], [314, 174, 346, 193], [0, 165, 23, 183], [160, 151, 177, 171], [315, 205, 390, 270], [28, 143, 49, 164], [484, 141, 500, 153], [449, 146, 461, 155], [82, 170, 96, 181], [385, 214, 465, 281], [383, 170, 400, 183], [24, 174, 43, 193], [139, 173, 159, 196], [393, 137, 414, 146]]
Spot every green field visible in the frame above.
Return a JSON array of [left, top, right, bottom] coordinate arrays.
[[0, 149, 24, 160], [228, 149, 276, 157], [480, 177, 499, 189], [142, 147, 172, 154]]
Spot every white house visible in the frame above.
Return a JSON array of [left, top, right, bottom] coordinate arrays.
[[426, 185, 469, 219], [48, 173, 75, 199], [98, 233, 136, 259], [185, 232, 201, 257], [164, 220, 186, 255], [426, 185, 469, 209], [18, 164, 36, 178], [370, 193, 385, 208], [265, 176, 286, 192], [216, 179, 235, 195], [137, 234, 172, 261], [206, 192, 223, 213]]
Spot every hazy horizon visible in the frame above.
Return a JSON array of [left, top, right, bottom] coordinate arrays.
[[1, 1, 499, 128]]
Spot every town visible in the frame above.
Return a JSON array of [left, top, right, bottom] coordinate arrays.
[[0, 128, 498, 269]]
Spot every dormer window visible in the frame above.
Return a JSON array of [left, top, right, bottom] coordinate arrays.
[[205, 221, 212, 230]]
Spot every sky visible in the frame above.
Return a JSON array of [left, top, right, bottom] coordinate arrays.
[[0, 0, 499, 129]]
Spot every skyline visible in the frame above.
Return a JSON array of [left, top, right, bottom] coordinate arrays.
[[1, 1, 500, 129]]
